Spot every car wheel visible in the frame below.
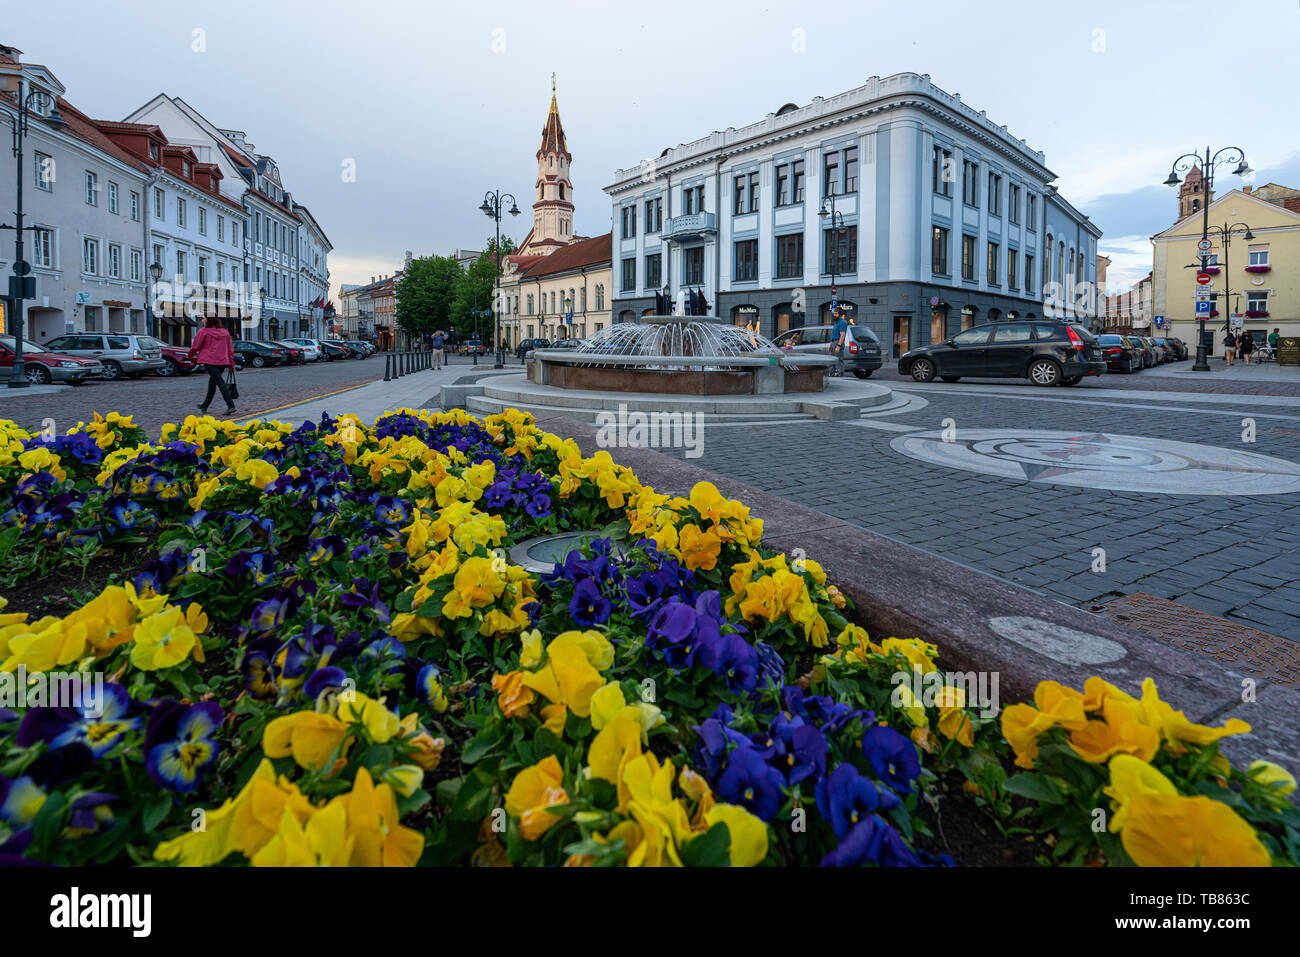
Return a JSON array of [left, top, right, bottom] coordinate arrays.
[[1061, 375, 1082, 386], [101, 360, 123, 381], [25, 364, 52, 385], [909, 358, 936, 383], [939, 375, 961, 383], [157, 358, 178, 377], [252, 355, 265, 368], [1028, 358, 1061, 386], [852, 370, 873, 379]]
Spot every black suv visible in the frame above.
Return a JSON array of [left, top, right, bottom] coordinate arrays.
[[515, 337, 550, 359], [898, 320, 1106, 386]]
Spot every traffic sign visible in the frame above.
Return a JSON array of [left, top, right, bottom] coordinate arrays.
[[1195, 272, 1212, 285], [1195, 299, 1212, 317], [1197, 238, 1213, 252], [13, 260, 30, 276], [929, 296, 940, 307], [1195, 290, 1212, 301]]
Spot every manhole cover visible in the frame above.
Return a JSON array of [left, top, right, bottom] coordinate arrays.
[[1093, 592, 1300, 686], [889, 429, 1300, 495]]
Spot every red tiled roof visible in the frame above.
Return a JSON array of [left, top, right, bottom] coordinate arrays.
[[521, 233, 610, 278], [54, 97, 150, 174]]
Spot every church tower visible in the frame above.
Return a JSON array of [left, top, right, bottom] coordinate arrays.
[[1178, 165, 1212, 220], [529, 75, 574, 256]]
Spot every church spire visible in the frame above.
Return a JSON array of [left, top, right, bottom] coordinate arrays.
[[525, 73, 575, 256], [539, 74, 569, 160]]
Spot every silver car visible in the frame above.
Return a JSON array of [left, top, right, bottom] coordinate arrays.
[[42, 333, 166, 380], [772, 323, 884, 378]]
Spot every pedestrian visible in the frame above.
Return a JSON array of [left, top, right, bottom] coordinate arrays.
[[431, 329, 445, 369], [830, 309, 848, 376], [188, 316, 237, 415], [1222, 330, 1237, 366], [1239, 329, 1255, 365], [1269, 327, 1280, 359]]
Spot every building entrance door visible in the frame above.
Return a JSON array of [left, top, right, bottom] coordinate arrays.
[[892, 316, 910, 358], [930, 310, 946, 346]]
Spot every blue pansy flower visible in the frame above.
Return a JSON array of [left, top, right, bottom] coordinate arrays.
[[144, 701, 223, 793], [569, 578, 612, 626], [861, 725, 922, 794], [15, 683, 138, 757], [716, 747, 786, 822]]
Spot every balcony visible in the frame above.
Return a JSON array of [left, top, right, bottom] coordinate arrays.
[[664, 212, 717, 242]]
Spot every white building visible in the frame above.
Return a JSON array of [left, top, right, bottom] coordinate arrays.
[[293, 203, 331, 339], [0, 47, 151, 344], [604, 72, 1100, 354]]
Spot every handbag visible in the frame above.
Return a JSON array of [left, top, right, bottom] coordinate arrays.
[[226, 365, 239, 400]]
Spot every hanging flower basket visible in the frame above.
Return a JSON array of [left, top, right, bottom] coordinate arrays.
[[1244, 265, 1271, 274]]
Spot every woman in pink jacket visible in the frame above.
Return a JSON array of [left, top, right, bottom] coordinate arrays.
[[186, 317, 237, 415]]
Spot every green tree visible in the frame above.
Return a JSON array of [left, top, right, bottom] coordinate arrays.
[[449, 236, 518, 339], [395, 255, 462, 340]]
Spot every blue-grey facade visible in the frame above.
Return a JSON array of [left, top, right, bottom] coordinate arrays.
[[603, 73, 1101, 355]]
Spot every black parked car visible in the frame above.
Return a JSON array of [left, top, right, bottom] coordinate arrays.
[[898, 319, 1106, 386], [515, 337, 550, 359], [1165, 336, 1189, 360], [270, 340, 307, 365], [1097, 334, 1143, 373], [232, 340, 288, 368], [318, 341, 351, 360]]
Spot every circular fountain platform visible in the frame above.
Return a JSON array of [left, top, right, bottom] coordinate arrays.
[[528, 315, 837, 396]]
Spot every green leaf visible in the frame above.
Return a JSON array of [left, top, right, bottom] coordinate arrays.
[[1004, 772, 1067, 805], [680, 821, 731, 867], [0, 525, 22, 563], [142, 791, 172, 833]]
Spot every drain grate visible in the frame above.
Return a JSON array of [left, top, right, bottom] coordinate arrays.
[[1092, 592, 1300, 687]]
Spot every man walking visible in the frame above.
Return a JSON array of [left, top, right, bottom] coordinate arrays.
[[431, 329, 445, 369], [830, 309, 848, 377]]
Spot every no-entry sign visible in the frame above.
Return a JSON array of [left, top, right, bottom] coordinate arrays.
[[1195, 272, 1212, 285]]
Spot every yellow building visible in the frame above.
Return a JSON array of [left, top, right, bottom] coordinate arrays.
[[1153, 185, 1300, 351]]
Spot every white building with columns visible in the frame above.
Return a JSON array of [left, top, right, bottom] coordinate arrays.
[[604, 72, 1099, 356]]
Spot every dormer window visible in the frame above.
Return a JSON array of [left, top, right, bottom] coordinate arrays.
[[149, 143, 159, 160], [183, 161, 192, 177]]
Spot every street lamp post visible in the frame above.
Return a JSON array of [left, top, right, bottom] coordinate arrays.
[[1, 79, 67, 388], [148, 261, 164, 340], [479, 188, 520, 368], [819, 192, 847, 328], [1164, 146, 1252, 371], [1204, 221, 1254, 343]]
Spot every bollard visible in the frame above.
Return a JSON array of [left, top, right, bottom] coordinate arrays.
[[384, 353, 392, 381]]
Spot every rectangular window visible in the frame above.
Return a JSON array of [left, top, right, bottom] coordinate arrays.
[[932, 146, 952, 196], [621, 205, 637, 238], [932, 226, 950, 275], [85, 171, 98, 206], [682, 184, 705, 215], [108, 243, 121, 278], [988, 173, 1000, 216], [1248, 245, 1269, 267], [748, 171, 760, 212], [33, 227, 53, 268], [176, 250, 186, 279], [987, 241, 999, 285], [130, 191, 140, 221], [154, 188, 165, 220], [153, 244, 164, 270], [823, 152, 840, 197], [198, 207, 207, 235], [176, 198, 186, 228], [734, 175, 746, 215], [1247, 291, 1268, 312], [621, 257, 636, 291], [108, 182, 119, 214], [963, 161, 980, 206], [35, 152, 53, 191], [645, 197, 662, 232], [1008, 249, 1019, 290], [130, 248, 142, 282], [1026, 194, 1037, 230], [1024, 254, 1034, 293], [217, 215, 224, 242], [792, 160, 805, 203], [775, 164, 789, 206], [844, 146, 858, 193], [823, 226, 857, 274], [1009, 184, 1021, 224], [684, 247, 705, 285], [83, 237, 98, 274], [734, 240, 758, 282], [961, 235, 976, 280], [198, 257, 208, 285], [776, 233, 803, 279], [645, 253, 662, 289]]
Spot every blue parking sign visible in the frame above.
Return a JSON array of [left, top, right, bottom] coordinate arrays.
[[1195, 299, 1211, 317]]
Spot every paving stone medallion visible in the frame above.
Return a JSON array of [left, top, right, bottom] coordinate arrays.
[[890, 429, 1300, 495]]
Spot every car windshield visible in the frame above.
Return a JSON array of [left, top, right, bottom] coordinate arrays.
[[1098, 335, 1123, 344], [0, 336, 47, 353]]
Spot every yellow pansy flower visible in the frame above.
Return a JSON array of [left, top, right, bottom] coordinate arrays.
[[263, 710, 349, 770], [504, 755, 570, 841], [703, 803, 769, 867]]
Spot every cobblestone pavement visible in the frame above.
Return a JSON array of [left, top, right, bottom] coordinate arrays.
[[658, 386, 1300, 641], [869, 357, 1300, 397]]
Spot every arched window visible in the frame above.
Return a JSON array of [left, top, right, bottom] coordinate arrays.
[[819, 300, 857, 324], [1044, 234, 1052, 285], [527, 294, 534, 315], [732, 304, 759, 328], [580, 287, 587, 312], [618, 309, 637, 324], [595, 284, 604, 310], [1057, 242, 1065, 289], [772, 302, 800, 335], [559, 184, 565, 200]]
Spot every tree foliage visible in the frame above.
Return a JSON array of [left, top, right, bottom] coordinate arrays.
[[396, 236, 518, 341]]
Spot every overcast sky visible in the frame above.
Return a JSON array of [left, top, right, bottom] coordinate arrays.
[[8, 0, 1300, 297]]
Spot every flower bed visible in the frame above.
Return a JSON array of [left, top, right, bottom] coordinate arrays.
[[0, 409, 1295, 867]]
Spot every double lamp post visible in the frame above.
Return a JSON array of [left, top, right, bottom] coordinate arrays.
[[479, 188, 519, 369], [1164, 146, 1252, 372]]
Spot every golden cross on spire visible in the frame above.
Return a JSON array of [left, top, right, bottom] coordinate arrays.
[[551, 72, 556, 93]]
